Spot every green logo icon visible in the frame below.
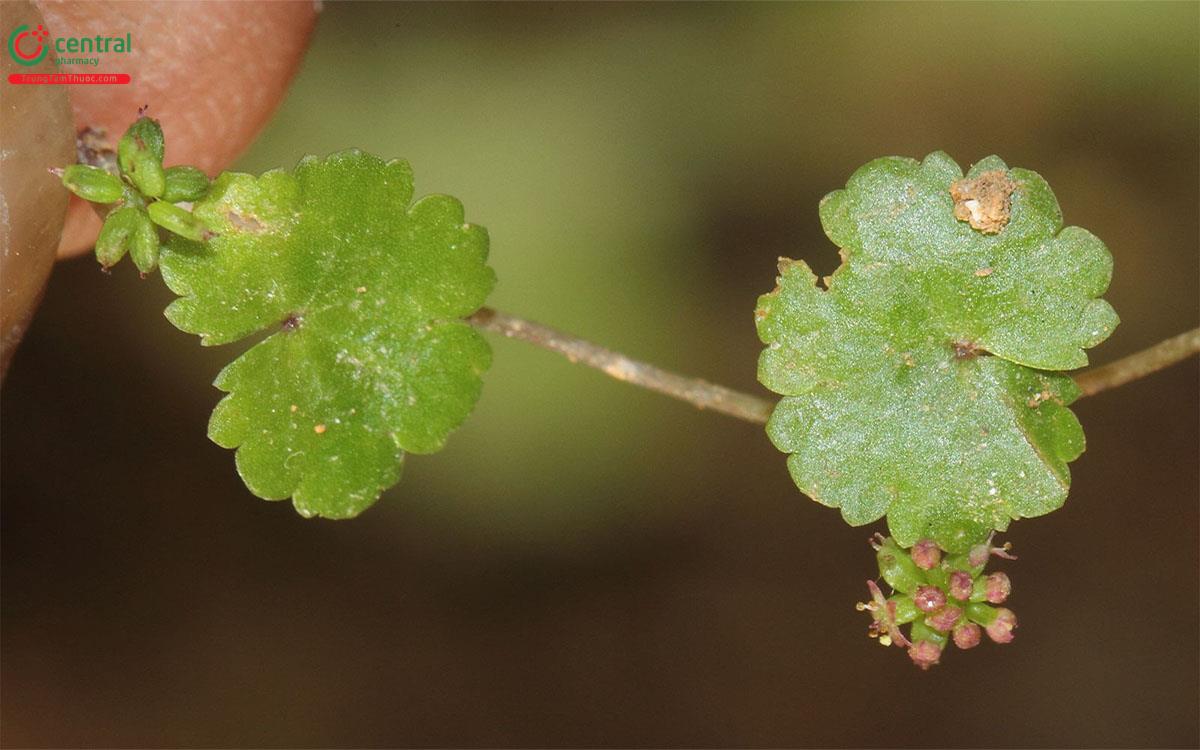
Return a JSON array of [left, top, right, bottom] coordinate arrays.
[[8, 24, 50, 66]]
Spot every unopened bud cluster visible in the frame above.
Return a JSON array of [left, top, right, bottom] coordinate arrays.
[[856, 533, 1017, 670], [54, 110, 214, 275]]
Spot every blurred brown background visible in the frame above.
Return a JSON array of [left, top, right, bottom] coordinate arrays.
[[3, 2, 1198, 747]]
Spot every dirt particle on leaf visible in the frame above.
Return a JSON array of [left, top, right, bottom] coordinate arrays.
[[290, 404, 299, 413], [950, 170, 1017, 234], [974, 267, 994, 277], [281, 313, 302, 332], [313, 423, 326, 434]]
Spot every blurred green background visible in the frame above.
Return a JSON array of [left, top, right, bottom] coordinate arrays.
[[3, 2, 1198, 746]]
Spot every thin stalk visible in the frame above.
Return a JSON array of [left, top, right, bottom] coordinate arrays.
[[467, 308, 1199, 425], [466, 307, 774, 424], [1073, 327, 1200, 397]]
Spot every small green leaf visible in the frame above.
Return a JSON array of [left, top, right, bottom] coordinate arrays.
[[159, 150, 496, 519], [161, 165, 211, 203], [757, 153, 1117, 551]]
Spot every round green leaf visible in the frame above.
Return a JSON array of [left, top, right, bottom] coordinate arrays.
[[159, 150, 496, 518], [756, 152, 1116, 551]]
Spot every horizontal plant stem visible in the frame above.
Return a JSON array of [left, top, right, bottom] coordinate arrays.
[[468, 307, 1199, 424], [1073, 327, 1200, 397], [466, 307, 774, 424]]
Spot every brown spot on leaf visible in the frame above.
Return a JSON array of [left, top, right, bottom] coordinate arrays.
[[225, 210, 266, 233], [1027, 389, 1053, 408], [952, 339, 980, 360], [281, 313, 302, 332], [313, 424, 326, 434], [950, 170, 1017, 234], [974, 267, 994, 277]]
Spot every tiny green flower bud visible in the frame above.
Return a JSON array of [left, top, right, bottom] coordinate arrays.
[[965, 601, 999, 626], [888, 595, 920, 625], [118, 117, 167, 198], [910, 539, 941, 570], [986, 608, 1017, 644], [913, 585, 946, 613], [948, 570, 973, 601], [161, 165, 210, 203], [128, 211, 161, 275], [926, 604, 963, 632], [147, 200, 213, 242], [907, 639, 943, 671], [95, 206, 142, 269], [909, 618, 948, 648], [60, 164, 123, 204], [952, 622, 982, 649], [985, 572, 1011, 604]]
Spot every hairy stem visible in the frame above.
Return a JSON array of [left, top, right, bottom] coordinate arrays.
[[466, 307, 774, 423], [1073, 327, 1200, 397], [468, 308, 1199, 424]]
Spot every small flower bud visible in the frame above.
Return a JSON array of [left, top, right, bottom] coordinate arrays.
[[910, 539, 941, 570], [948, 570, 973, 601], [128, 211, 161, 275], [907, 639, 943, 670], [986, 608, 1017, 644], [118, 117, 166, 198], [926, 605, 963, 632], [952, 622, 982, 649], [95, 206, 141, 268], [162, 165, 211, 203], [985, 572, 1011, 604], [913, 585, 946, 613], [60, 164, 124, 204]]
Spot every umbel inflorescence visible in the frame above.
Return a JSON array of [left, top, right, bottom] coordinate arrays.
[[859, 534, 1017, 670]]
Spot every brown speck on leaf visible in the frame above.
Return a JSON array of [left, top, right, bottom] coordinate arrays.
[[281, 313, 302, 332], [290, 404, 299, 413], [950, 170, 1017, 234], [225, 211, 266, 233], [952, 339, 980, 360], [1027, 389, 1052, 408], [974, 267, 994, 277], [313, 424, 326, 434]]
